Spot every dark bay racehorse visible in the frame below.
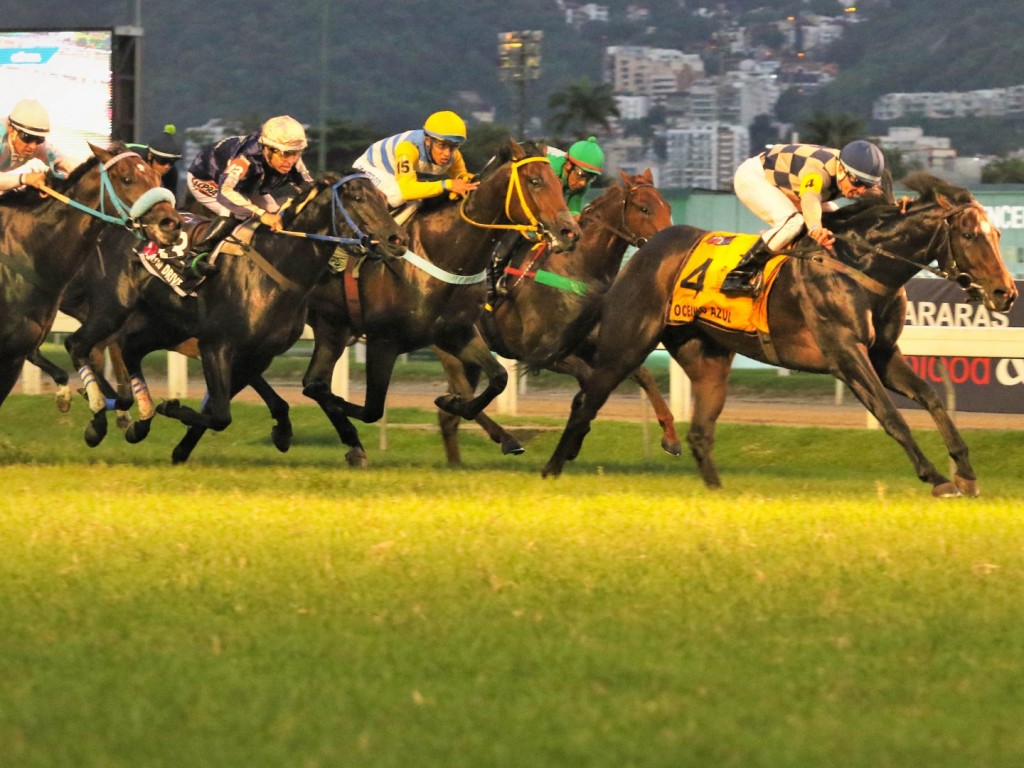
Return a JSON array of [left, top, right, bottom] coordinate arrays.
[[0, 144, 180, 408], [62, 172, 404, 449], [282, 139, 582, 468], [433, 168, 679, 463], [542, 173, 1017, 497]]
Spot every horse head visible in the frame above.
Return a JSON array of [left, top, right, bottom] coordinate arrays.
[[904, 173, 1017, 313], [286, 172, 407, 259], [326, 171, 407, 258], [88, 142, 182, 246], [614, 168, 672, 248], [470, 139, 581, 252]]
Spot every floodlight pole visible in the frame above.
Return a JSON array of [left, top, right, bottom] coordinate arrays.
[[498, 30, 542, 138]]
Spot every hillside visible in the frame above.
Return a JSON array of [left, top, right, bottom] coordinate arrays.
[[5, 1, 1024, 154]]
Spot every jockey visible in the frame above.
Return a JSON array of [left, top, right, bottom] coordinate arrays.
[[0, 99, 74, 192], [549, 135, 605, 216], [353, 110, 479, 223], [721, 139, 886, 297], [184, 115, 313, 275], [487, 135, 606, 297], [128, 124, 182, 197]]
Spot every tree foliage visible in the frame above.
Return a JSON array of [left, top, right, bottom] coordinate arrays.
[[546, 79, 620, 144]]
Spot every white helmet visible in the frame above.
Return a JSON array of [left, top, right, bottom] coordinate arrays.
[[260, 115, 307, 151], [8, 99, 50, 136]]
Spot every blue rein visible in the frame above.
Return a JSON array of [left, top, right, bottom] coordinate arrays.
[[281, 173, 377, 250]]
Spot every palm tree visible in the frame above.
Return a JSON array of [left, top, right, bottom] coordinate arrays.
[[547, 79, 620, 141], [798, 111, 866, 147]]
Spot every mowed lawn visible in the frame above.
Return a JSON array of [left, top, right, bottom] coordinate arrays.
[[2, 394, 1023, 768]]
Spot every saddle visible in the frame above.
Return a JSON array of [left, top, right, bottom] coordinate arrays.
[[667, 232, 787, 334]]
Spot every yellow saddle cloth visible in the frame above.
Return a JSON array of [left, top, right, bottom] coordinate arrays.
[[667, 232, 787, 333]]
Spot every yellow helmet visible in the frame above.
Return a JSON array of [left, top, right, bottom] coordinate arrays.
[[423, 111, 467, 145], [260, 115, 308, 151]]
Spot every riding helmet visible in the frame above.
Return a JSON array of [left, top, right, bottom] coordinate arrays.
[[148, 124, 182, 161], [567, 136, 605, 175], [260, 115, 308, 151], [8, 99, 50, 136], [839, 140, 885, 186], [423, 111, 467, 145]]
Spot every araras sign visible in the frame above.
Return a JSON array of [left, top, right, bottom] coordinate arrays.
[[897, 279, 1024, 413]]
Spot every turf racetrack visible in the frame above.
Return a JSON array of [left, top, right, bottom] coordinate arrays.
[[2, 395, 1023, 767]]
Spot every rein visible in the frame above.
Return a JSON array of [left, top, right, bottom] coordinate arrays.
[[458, 156, 552, 238], [796, 200, 980, 297], [274, 174, 379, 250], [37, 151, 148, 231]]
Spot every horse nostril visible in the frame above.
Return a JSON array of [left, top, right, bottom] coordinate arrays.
[[389, 234, 404, 246]]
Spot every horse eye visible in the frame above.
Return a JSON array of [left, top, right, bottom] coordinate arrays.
[[963, 231, 975, 241], [640, 206, 650, 215]]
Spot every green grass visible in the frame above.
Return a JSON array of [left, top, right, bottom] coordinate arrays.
[[1, 395, 1023, 767]]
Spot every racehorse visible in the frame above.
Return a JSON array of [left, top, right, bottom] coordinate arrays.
[[243, 138, 581, 469], [62, 172, 405, 449], [541, 173, 1018, 497], [433, 168, 679, 464], [0, 144, 180, 408]]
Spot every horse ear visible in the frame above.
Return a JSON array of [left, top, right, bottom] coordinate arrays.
[[935, 192, 953, 210], [640, 168, 654, 184], [619, 168, 632, 187], [509, 138, 526, 160], [88, 142, 115, 163]]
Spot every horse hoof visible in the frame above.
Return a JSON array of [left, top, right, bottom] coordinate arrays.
[[931, 481, 962, 498], [124, 419, 152, 444], [156, 399, 178, 417], [954, 475, 980, 498], [115, 412, 133, 431], [271, 424, 293, 453], [55, 395, 72, 413], [661, 438, 683, 457], [171, 448, 190, 465], [541, 463, 561, 478], [434, 394, 466, 417], [345, 447, 368, 469], [501, 441, 526, 456]]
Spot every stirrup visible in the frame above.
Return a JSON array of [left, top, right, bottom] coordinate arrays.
[[720, 270, 763, 298]]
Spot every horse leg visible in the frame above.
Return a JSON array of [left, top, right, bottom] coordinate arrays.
[[875, 347, 979, 497], [0, 359, 25, 408], [26, 349, 73, 413], [675, 339, 734, 488], [249, 374, 293, 452], [157, 345, 234, 432], [301, 324, 370, 468], [541, 366, 624, 477], [433, 331, 509, 419], [66, 309, 132, 446], [434, 346, 523, 464], [103, 342, 135, 430], [629, 365, 682, 457], [837, 346, 956, 497]]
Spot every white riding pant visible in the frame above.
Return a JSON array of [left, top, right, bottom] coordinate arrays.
[[186, 172, 279, 218], [733, 155, 805, 252], [353, 156, 406, 208]]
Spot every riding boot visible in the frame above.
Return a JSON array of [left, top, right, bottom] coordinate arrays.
[[488, 231, 521, 298], [187, 216, 236, 277], [720, 238, 773, 298]]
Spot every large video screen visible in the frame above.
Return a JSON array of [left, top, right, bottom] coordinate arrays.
[[0, 29, 113, 165]]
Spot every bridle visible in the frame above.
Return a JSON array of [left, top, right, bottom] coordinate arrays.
[[582, 181, 658, 248], [459, 155, 554, 241], [807, 200, 993, 300], [37, 151, 172, 238]]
